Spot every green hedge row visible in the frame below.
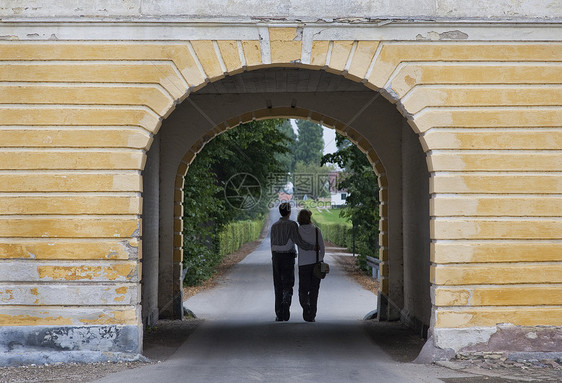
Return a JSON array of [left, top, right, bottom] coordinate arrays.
[[311, 218, 378, 273], [184, 217, 265, 286], [218, 217, 265, 257], [311, 218, 354, 251]]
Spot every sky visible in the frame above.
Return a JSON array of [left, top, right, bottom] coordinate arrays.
[[290, 119, 338, 155]]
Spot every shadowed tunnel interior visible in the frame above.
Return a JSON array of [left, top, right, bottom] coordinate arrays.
[[143, 319, 426, 364], [141, 67, 431, 342]]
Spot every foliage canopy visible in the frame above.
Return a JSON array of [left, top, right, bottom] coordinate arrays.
[[182, 119, 295, 285], [322, 133, 380, 269], [293, 120, 324, 167]]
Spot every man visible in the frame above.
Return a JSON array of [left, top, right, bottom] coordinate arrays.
[[270, 202, 315, 321]]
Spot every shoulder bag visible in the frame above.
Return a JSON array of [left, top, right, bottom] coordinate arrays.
[[312, 227, 330, 279]]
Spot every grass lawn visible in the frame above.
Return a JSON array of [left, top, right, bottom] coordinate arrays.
[[309, 207, 352, 227]]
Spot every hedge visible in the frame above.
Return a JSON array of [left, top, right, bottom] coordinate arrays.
[[311, 217, 377, 273], [311, 218, 354, 251], [218, 217, 265, 257], [184, 216, 265, 286]]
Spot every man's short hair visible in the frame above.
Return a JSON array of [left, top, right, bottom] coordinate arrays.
[[279, 202, 291, 217]]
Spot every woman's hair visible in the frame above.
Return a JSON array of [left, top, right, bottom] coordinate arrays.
[[297, 209, 312, 225]]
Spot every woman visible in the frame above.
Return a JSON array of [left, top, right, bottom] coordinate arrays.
[[296, 209, 325, 322]]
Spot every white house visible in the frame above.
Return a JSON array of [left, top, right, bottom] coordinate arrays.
[[328, 171, 348, 207], [331, 191, 348, 207]]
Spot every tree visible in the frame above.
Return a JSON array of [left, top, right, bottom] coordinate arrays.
[[293, 120, 324, 166], [210, 119, 294, 221], [275, 119, 297, 172], [182, 119, 294, 285], [293, 160, 335, 199], [322, 133, 380, 271]]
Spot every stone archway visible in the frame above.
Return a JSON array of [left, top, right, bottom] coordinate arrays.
[[142, 66, 431, 341], [0, 21, 560, 363]]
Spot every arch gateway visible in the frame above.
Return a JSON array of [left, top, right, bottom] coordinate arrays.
[[0, 1, 560, 365]]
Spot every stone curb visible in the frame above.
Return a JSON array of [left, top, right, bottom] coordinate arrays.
[[0, 351, 150, 367]]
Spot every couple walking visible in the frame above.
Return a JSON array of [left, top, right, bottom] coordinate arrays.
[[270, 202, 325, 322]]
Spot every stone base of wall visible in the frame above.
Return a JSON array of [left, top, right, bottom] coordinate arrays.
[[377, 293, 401, 322], [415, 324, 562, 363], [434, 324, 562, 353], [0, 350, 148, 367], [0, 325, 142, 367], [400, 309, 430, 339]]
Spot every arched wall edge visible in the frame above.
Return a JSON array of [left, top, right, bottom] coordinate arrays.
[[171, 107, 391, 295]]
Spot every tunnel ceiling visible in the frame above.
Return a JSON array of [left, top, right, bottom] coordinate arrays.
[[196, 67, 373, 95]]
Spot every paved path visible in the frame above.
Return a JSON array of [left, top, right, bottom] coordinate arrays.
[[182, 235, 377, 323], [94, 210, 474, 383]]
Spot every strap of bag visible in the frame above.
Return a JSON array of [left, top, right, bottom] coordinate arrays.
[[315, 227, 319, 263]]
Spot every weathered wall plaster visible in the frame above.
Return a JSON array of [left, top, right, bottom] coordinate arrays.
[[0, 0, 560, 21], [0, 9, 560, 364]]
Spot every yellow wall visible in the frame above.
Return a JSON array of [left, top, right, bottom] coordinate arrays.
[[0, 30, 561, 332]]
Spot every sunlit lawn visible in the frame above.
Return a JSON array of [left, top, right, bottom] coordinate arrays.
[[297, 201, 351, 227]]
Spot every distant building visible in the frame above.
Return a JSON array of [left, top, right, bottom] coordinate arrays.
[[328, 171, 348, 208], [331, 191, 348, 207], [278, 191, 293, 201]]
